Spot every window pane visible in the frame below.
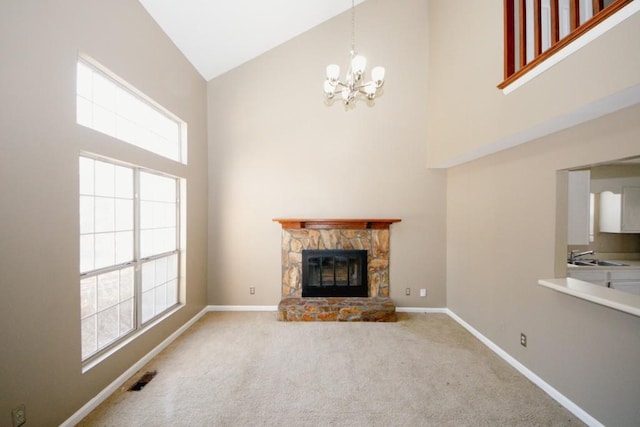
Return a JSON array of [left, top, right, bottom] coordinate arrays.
[[115, 231, 133, 264], [97, 270, 120, 311], [94, 161, 114, 197], [167, 253, 178, 280], [94, 233, 115, 269], [114, 165, 133, 199], [155, 202, 176, 228], [79, 196, 94, 234], [167, 279, 178, 306], [141, 172, 176, 202], [120, 267, 134, 300], [119, 300, 134, 335], [93, 73, 116, 112], [140, 254, 178, 324], [93, 103, 116, 136], [77, 96, 93, 128], [81, 316, 97, 359], [80, 234, 94, 273], [142, 260, 155, 292], [94, 197, 115, 232], [97, 306, 119, 348], [140, 201, 154, 230], [155, 256, 167, 285], [142, 290, 154, 323], [139, 172, 177, 258], [115, 199, 133, 231], [140, 229, 153, 259], [155, 284, 167, 314], [79, 157, 94, 195], [115, 115, 137, 144], [154, 228, 176, 254], [80, 276, 97, 318]]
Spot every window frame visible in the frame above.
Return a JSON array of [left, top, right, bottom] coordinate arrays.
[[77, 55, 188, 164], [79, 154, 182, 365]]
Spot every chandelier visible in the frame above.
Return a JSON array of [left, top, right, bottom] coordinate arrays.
[[323, 0, 385, 106]]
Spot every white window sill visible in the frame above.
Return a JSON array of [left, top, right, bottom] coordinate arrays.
[[82, 304, 185, 373], [538, 278, 640, 317], [502, 1, 640, 94]]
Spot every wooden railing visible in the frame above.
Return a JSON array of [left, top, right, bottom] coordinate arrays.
[[499, 0, 633, 89]]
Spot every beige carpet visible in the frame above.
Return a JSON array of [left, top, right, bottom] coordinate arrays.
[[78, 312, 583, 426]]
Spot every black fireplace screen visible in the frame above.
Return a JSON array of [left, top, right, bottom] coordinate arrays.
[[301, 250, 368, 297]]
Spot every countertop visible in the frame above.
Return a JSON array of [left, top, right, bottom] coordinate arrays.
[[538, 278, 640, 317]]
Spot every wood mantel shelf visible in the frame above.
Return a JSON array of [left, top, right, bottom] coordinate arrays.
[[273, 218, 401, 230]]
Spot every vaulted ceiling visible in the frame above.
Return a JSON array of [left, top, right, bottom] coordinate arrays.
[[138, 0, 367, 81]]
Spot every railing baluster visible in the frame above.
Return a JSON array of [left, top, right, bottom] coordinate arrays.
[[552, 0, 560, 43], [501, 0, 631, 87]]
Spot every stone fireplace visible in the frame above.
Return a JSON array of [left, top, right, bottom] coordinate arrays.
[[273, 218, 400, 321]]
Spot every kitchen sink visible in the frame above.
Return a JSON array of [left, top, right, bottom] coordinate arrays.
[[594, 260, 628, 266], [569, 260, 628, 267]]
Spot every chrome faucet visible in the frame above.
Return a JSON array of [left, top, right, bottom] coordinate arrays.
[[568, 250, 595, 263]]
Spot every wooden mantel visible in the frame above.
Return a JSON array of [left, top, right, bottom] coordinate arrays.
[[273, 218, 401, 230]]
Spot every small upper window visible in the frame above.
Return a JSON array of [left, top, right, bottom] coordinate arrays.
[[76, 58, 186, 163]]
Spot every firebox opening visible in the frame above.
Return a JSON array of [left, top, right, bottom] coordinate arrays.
[[302, 249, 368, 297]]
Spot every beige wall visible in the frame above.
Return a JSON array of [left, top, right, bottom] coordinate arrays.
[[427, 0, 640, 167], [207, 0, 447, 308], [430, 1, 640, 425], [447, 107, 640, 426], [0, 1, 208, 424]]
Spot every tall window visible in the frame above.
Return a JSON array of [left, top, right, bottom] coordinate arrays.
[[80, 156, 180, 361], [501, 0, 632, 87], [76, 58, 186, 163]]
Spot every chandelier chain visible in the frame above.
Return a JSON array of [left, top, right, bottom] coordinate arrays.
[[351, 0, 356, 53]]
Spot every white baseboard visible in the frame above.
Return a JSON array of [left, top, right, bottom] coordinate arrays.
[[61, 306, 209, 427], [62, 304, 602, 427], [396, 307, 448, 313], [208, 305, 278, 312], [445, 309, 603, 427]]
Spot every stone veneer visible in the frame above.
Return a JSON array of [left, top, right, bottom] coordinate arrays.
[[277, 297, 396, 321], [280, 228, 390, 298]]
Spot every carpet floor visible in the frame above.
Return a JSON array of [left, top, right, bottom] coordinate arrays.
[[78, 312, 584, 426]]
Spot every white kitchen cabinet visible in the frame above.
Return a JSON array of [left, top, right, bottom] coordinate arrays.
[[567, 269, 607, 286], [568, 268, 640, 295], [600, 186, 640, 233], [609, 270, 640, 296], [567, 170, 591, 244]]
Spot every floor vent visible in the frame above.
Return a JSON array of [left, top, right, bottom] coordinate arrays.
[[128, 370, 157, 391]]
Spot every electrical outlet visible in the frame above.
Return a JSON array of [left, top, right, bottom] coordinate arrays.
[[249, 287, 255, 295], [12, 404, 26, 427], [520, 333, 527, 347], [419, 288, 427, 297], [405, 287, 411, 296]]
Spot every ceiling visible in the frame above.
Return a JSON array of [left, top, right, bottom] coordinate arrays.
[[138, 0, 366, 81]]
